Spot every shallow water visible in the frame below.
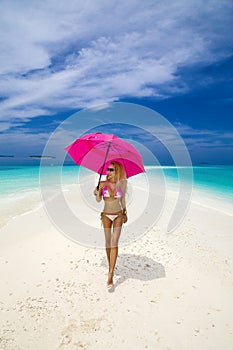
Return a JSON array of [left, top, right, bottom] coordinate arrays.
[[0, 165, 232, 228]]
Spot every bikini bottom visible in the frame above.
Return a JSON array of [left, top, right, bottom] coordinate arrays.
[[104, 214, 119, 221], [101, 211, 123, 222]]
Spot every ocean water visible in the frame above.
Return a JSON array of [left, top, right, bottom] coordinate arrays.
[[151, 166, 233, 203], [0, 165, 232, 227]]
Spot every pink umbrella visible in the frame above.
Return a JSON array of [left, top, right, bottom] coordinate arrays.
[[65, 132, 145, 188]]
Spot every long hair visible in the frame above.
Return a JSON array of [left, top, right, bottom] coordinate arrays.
[[107, 161, 126, 184]]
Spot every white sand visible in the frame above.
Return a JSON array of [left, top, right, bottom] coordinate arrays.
[[0, 187, 233, 350]]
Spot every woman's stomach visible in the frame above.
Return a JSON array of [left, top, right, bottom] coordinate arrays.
[[103, 199, 122, 213]]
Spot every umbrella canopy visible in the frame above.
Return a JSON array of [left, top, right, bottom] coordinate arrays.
[[65, 132, 145, 185]]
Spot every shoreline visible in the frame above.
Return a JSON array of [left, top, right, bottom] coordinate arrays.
[[1, 178, 232, 230]]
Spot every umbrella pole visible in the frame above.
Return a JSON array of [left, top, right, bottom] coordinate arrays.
[[97, 142, 111, 190]]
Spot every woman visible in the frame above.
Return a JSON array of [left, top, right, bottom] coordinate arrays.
[[94, 161, 127, 289]]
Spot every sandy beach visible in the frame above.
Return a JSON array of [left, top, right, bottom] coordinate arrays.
[[0, 186, 233, 350]]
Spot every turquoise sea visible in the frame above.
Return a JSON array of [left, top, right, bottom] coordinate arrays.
[[0, 165, 232, 227]]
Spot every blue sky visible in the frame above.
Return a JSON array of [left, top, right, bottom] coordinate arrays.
[[0, 0, 232, 165]]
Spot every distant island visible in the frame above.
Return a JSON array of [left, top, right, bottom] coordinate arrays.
[[29, 155, 56, 159], [0, 155, 14, 157]]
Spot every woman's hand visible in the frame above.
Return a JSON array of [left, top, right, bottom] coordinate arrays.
[[123, 214, 128, 223], [93, 187, 99, 196], [94, 187, 102, 202], [122, 208, 127, 223]]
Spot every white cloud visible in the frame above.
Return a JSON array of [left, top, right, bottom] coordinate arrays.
[[0, 121, 23, 132], [175, 123, 233, 149], [0, 0, 232, 128], [0, 130, 50, 156]]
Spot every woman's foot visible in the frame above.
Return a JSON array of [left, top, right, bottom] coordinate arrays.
[[107, 272, 114, 288]]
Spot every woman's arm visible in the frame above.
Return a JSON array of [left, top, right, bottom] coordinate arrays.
[[94, 182, 103, 202], [120, 179, 127, 212], [120, 179, 127, 223]]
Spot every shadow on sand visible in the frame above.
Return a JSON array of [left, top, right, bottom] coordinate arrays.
[[101, 253, 165, 290]]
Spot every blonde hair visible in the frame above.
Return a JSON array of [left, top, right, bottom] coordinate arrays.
[[107, 161, 126, 183]]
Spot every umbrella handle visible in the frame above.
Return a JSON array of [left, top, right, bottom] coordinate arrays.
[[97, 176, 101, 191], [96, 142, 111, 190]]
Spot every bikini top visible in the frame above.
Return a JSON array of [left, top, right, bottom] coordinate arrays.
[[102, 185, 123, 199]]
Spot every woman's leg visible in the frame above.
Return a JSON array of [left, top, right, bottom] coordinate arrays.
[[102, 215, 112, 270], [108, 216, 123, 284]]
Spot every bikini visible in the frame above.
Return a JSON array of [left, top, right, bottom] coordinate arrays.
[[101, 185, 123, 221], [102, 185, 123, 199]]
